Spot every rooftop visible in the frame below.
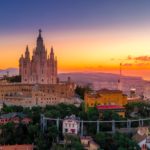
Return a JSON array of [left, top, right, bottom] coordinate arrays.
[[0, 144, 34, 150], [64, 115, 80, 121], [96, 105, 124, 110], [0, 112, 27, 119]]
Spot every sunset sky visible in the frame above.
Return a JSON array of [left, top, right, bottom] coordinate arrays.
[[1, 0, 150, 79]]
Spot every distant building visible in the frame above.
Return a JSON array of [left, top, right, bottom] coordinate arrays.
[[0, 112, 32, 125], [84, 89, 127, 117], [0, 30, 78, 107], [63, 115, 80, 135], [127, 88, 143, 103], [132, 127, 150, 149], [0, 81, 76, 107], [0, 144, 34, 150], [19, 29, 57, 84], [80, 136, 100, 150], [143, 81, 150, 100]]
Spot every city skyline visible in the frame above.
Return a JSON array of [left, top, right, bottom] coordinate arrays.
[[1, 0, 150, 79]]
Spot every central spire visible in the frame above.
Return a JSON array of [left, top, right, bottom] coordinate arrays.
[[39, 29, 42, 37], [36, 29, 44, 53]]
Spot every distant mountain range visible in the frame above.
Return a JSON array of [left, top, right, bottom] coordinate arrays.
[[0, 68, 143, 82], [0, 69, 146, 94], [58, 72, 145, 95], [58, 72, 143, 83], [0, 68, 19, 77]]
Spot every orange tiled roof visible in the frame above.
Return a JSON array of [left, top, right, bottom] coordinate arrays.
[[0, 144, 34, 150]]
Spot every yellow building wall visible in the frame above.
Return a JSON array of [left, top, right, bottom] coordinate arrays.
[[84, 91, 127, 113]]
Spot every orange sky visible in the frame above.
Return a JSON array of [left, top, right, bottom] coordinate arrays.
[[1, 26, 150, 80]]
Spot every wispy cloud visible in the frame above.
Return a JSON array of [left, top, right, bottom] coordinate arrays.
[[122, 63, 133, 66], [127, 55, 150, 61]]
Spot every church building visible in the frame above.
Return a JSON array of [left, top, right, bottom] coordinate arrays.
[[19, 29, 57, 84], [0, 30, 80, 107]]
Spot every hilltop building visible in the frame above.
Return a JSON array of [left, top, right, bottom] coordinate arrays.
[[19, 29, 57, 84], [63, 115, 80, 135], [0, 30, 78, 107], [132, 127, 150, 149], [80, 136, 100, 150], [84, 89, 127, 117]]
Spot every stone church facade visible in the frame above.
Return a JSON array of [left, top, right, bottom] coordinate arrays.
[[0, 30, 80, 107], [19, 29, 57, 84]]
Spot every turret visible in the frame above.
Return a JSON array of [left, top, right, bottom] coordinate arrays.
[[50, 46, 54, 61], [19, 54, 24, 75], [54, 56, 57, 76], [25, 45, 30, 60]]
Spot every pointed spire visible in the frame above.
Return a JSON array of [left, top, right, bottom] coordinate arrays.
[[36, 29, 44, 53], [25, 45, 30, 59], [26, 45, 29, 52], [37, 29, 43, 40], [50, 46, 54, 61], [50, 46, 54, 54], [39, 29, 42, 37]]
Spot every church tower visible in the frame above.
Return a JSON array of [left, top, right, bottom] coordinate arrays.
[[19, 30, 58, 84]]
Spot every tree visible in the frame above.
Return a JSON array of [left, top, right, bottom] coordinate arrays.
[[86, 107, 99, 135], [35, 133, 49, 150], [102, 110, 122, 121], [87, 107, 99, 121], [94, 132, 140, 150], [5, 75, 21, 83], [64, 135, 84, 150], [125, 102, 150, 118], [47, 125, 59, 143], [75, 86, 91, 99]]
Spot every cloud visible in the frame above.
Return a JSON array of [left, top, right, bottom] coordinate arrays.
[[134, 56, 150, 61], [122, 63, 133, 66], [127, 55, 150, 61], [127, 55, 132, 60], [135, 63, 150, 66]]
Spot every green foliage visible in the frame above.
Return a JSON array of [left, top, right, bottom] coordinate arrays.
[[5, 75, 21, 83], [64, 135, 84, 150], [102, 110, 123, 121], [75, 85, 91, 99], [125, 102, 150, 118], [86, 107, 99, 135], [0, 103, 142, 149], [94, 132, 140, 150], [1, 104, 23, 113], [87, 107, 99, 120], [44, 103, 79, 119]]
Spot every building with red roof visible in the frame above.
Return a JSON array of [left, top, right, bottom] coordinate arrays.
[[84, 89, 127, 117]]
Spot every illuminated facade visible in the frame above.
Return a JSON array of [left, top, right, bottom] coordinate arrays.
[[0, 30, 78, 107], [19, 29, 57, 84], [0, 81, 76, 107], [84, 89, 127, 117]]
